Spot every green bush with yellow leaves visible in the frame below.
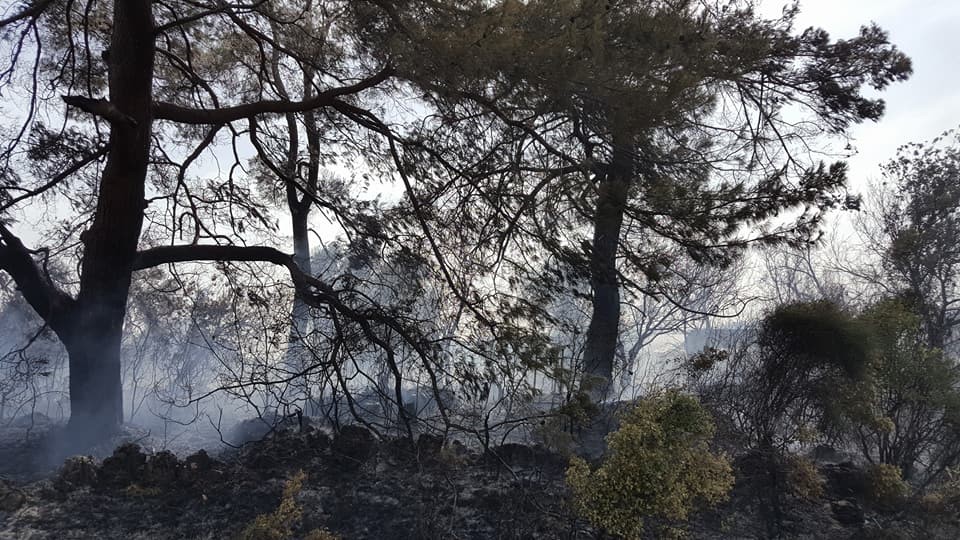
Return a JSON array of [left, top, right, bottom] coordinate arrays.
[[866, 463, 910, 509], [238, 470, 339, 540], [566, 390, 734, 539], [785, 455, 825, 501]]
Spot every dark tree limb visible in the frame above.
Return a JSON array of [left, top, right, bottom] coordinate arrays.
[[153, 1, 267, 36], [133, 244, 296, 272], [0, 0, 55, 29], [62, 96, 138, 127], [152, 66, 393, 125], [0, 224, 75, 334], [131, 242, 454, 434]]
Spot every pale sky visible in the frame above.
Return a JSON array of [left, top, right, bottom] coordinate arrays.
[[761, 0, 960, 189]]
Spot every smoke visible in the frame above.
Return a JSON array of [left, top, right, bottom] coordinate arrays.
[[0, 243, 696, 473], [0, 293, 69, 425]]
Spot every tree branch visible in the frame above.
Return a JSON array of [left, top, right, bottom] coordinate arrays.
[[133, 244, 296, 271], [62, 96, 137, 126], [152, 66, 393, 125], [0, 224, 75, 333], [0, 0, 55, 29], [153, 1, 262, 36], [1, 144, 108, 212], [132, 242, 454, 430]]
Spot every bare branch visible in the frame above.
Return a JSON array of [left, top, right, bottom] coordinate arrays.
[[1, 144, 109, 212], [0, 0, 55, 30], [62, 96, 138, 127], [133, 244, 295, 272], [152, 66, 393, 125], [0, 224, 75, 333]]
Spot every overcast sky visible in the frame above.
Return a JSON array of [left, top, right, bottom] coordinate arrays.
[[761, 0, 960, 189]]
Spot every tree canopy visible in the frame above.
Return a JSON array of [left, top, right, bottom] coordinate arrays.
[[0, 0, 911, 447], [354, 0, 910, 393]]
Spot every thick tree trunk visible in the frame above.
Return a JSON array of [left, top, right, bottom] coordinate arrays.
[[63, 313, 125, 441], [65, 0, 154, 442], [581, 144, 631, 400]]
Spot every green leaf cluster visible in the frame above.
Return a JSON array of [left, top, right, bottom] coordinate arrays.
[[865, 463, 910, 509], [566, 390, 733, 538], [828, 298, 960, 481]]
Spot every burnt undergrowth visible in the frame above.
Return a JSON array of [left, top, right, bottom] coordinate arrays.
[[0, 420, 958, 539]]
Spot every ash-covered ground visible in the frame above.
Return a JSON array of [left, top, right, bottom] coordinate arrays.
[[0, 416, 957, 539], [0, 417, 579, 539]]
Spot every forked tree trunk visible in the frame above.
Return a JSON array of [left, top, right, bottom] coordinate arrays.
[[63, 0, 155, 443], [581, 143, 631, 400]]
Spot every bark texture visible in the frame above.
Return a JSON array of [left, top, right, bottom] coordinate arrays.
[[67, 0, 155, 441], [581, 143, 631, 399]]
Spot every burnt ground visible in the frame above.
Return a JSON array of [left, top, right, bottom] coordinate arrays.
[[0, 420, 958, 539], [0, 422, 581, 540]]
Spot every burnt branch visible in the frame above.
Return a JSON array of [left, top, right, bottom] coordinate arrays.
[[1, 144, 108, 212], [133, 244, 295, 272], [0, 0, 55, 30], [0, 224, 75, 334], [62, 96, 138, 127], [131, 242, 452, 434], [152, 66, 393, 125]]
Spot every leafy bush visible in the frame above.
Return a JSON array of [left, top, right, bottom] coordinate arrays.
[[239, 470, 339, 540], [438, 443, 470, 468], [866, 463, 910, 509], [686, 347, 728, 375], [239, 471, 306, 540], [832, 299, 960, 484], [785, 455, 825, 500], [692, 300, 871, 454], [566, 391, 733, 538], [750, 301, 871, 448], [920, 494, 946, 515], [533, 391, 599, 457], [532, 417, 577, 457], [920, 467, 960, 517], [122, 483, 161, 499]]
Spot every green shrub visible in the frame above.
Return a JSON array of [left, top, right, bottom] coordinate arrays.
[[686, 347, 728, 375], [920, 492, 950, 515], [921, 467, 960, 516], [785, 455, 824, 500], [238, 470, 339, 540], [438, 443, 470, 468], [827, 299, 960, 486], [866, 463, 910, 509], [566, 390, 733, 539], [123, 483, 161, 498], [532, 391, 598, 456], [532, 417, 577, 457], [239, 470, 306, 540]]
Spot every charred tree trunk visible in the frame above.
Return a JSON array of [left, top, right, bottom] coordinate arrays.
[[288, 106, 319, 354], [287, 204, 313, 363], [581, 142, 631, 400], [269, 50, 320, 374], [65, 0, 154, 443], [284, 120, 318, 374]]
